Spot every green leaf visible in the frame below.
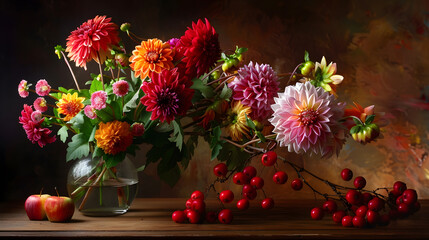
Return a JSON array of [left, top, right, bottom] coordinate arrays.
[[57, 126, 69, 143], [104, 152, 126, 168], [191, 78, 214, 99], [180, 135, 198, 169], [66, 133, 90, 161], [256, 131, 266, 143], [90, 79, 103, 94], [136, 164, 146, 172], [88, 126, 97, 142], [123, 89, 141, 113], [68, 112, 93, 136], [350, 125, 361, 134], [210, 126, 224, 160], [365, 115, 375, 125], [217, 143, 250, 171], [304, 51, 310, 62], [245, 114, 256, 131], [168, 120, 184, 151], [351, 116, 363, 125], [219, 85, 233, 100], [92, 146, 103, 158], [157, 148, 181, 187], [236, 47, 248, 54]]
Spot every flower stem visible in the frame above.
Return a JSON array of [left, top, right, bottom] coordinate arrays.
[[97, 52, 105, 91], [79, 166, 108, 211], [60, 51, 80, 92]]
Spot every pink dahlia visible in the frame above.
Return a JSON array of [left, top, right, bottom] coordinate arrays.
[[140, 68, 194, 123], [130, 122, 145, 136], [66, 15, 120, 69], [18, 80, 29, 98], [19, 104, 56, 147], [178, 18, 221, 78], [269, 82, 346, 157], [228, 62, 279, 121], [112, 80, 129, 97], [31, 110, 43, 123], [167, 38, 180, 49], [34, 97, 48, 112], [91, 91, 107, 110], [84, 105, 97, 119], [35, 79, 51, 96]]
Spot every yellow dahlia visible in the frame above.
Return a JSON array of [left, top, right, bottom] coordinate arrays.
[[226, 101, 252, 141], [56, 92, 85, 121], [129, 38, 174, 80], [94, 121, 133, 155]]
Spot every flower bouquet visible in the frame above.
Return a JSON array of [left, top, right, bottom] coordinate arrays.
[[18, 15, 420, 224]]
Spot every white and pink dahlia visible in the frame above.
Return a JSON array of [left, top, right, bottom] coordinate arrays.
[[269, 81, 346, 157], [228, 62, 279, 121]]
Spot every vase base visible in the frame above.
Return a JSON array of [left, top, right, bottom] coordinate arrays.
[[80, 207, 129, 217]]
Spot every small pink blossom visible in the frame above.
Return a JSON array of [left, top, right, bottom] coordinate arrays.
[[84, 105, 97, 119], [35, 79, 51, 96], [31, 110, 43, 123], [34, 97, 48, 112], [19, 104, 56, 147], [112, 80, 130, 97], [130, 122, 145, 136], [91, 91, 107, 110], [167, 38, 180, 49], [18, 80, 29, 98]]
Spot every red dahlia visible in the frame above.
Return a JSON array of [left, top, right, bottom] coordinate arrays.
[[140, 68, 194, 123], [178, 18, 221, 79], [19, 104, 56, 147]]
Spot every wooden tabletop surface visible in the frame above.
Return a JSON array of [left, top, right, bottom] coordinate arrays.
[[0, 198, 427, 239]]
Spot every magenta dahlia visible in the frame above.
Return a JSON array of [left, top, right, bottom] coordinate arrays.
[[228, 62, 279, 121], [140, 68, 194, 123], [91, 91, 107, 110], [178, 18, 221, 78], [269, 82, 346, 157], [19, 104, 56, 147], [66, 15, 120, 69]]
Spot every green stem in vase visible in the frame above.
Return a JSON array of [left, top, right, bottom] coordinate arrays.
[[79, 166, 108, 211], [99, 179, 103, 206]]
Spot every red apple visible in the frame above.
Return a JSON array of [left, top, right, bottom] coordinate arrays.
[[25, 194, 51, 220], [44, 196, 75, 222]]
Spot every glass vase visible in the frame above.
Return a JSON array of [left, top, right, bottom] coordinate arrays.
[[67, 155, 138, 216]]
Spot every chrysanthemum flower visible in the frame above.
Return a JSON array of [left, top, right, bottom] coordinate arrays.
[[19, 104, 56, 147], [130, 122, 145, 136], [226, 101, 252, 141], [112, 80, 129, 97], [91, 91, 107, 110], [34, 97, 48, 112], [18, 80, 29, 98], [129, 38, 174, 80], [66, 15, 120, 69], [307, 57, 344, 95], [95, 120, 133, 155], [84, 105, 97, 119], [228, 62, 279, 121], [269, 82, 346, 157], [31, 110, 43, 123], [344, 102, 375, 128], [140, 68, 194, 123], [56, 92, 85, 121], [178, 18, 221, 78], [198, 108, 216, 129], [35, 79, 51, 96]]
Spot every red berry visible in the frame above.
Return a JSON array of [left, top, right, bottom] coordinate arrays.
[[379, 214, 390, 226], [233, 172, 249, 185], [361, 192, 373, 205], [355, 205, 368, 217], [345, 189, 362, 205], [183, 208, 192, 215], [353, 176, 366, 189], [250, 177, 264, 189], [243, 166, 257, 179], [261, 151, 277, 166], [368, 197, 384, 212], [322, 200, 337, 213], [291, 178, 303, 191], [191, 199, 206, 213], [341, 168, 353, 181], [213, 163, 228, 177], [412, 201, 421, 213], [396, 195, 404, 205], [205, 211, 217, 223], [393, 181, 407, 195], [273, 171, 288, 184], [219, 190, 234, 203], [342, 216, 353, 227], [218, 209, 233, 224], [191, 190, 204, 201], [185, 198, 193, 209], [366, 210, 380, 226], [242, 187, 257, 200], [398, 203, 411, 217], [352, 216, 366, 228], [172, 210, 187, 223], [402, 189, 418, 205], [332, 210, 346, 224], [261, 198, 274, 210], [236, 199, 249, 210], [390, 189, 402, 198], [187, 210, 201, 224], [242, 184, 254, 194], [310, 207, 324, 220]]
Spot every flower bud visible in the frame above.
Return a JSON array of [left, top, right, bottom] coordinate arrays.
[[120, 23, 131, 32], [131, 122, 145, 136], [115, 53, 129, 67]]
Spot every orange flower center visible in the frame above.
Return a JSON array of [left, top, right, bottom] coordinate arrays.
[[146, 51, 160, 63]]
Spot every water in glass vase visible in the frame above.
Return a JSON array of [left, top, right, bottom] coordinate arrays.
[[68, 178, 138, 216]]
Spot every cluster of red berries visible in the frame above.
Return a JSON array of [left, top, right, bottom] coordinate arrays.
[[310, 168, 420, 228]]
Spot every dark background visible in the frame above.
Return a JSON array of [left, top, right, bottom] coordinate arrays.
[[1, 0, 428, 202]]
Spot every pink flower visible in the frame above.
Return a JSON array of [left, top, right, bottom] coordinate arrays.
[[130, 122, 145, 136], [167, 38, 180, 49], [34, 97, 48, 112], [18, 80, 29, 98], [228, 62, 279, 121], [269, 82, 346, 157], [19, 104, 56, 147], [31, 110, 43, 123], [84, 105, 97, 119], [91, 91, 107, 110], [35, 79, 51, 96], [112, 80, 129, 97]]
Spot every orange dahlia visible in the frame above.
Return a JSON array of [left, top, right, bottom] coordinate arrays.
[[226, 101, 252, 141], [66, 15, 120, 69], [129, 38, 175, 80], [56, 92, 85, 121], [94, 121, 133, 155]]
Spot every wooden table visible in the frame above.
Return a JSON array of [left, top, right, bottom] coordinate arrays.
[[0, 198, 427, 239]]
